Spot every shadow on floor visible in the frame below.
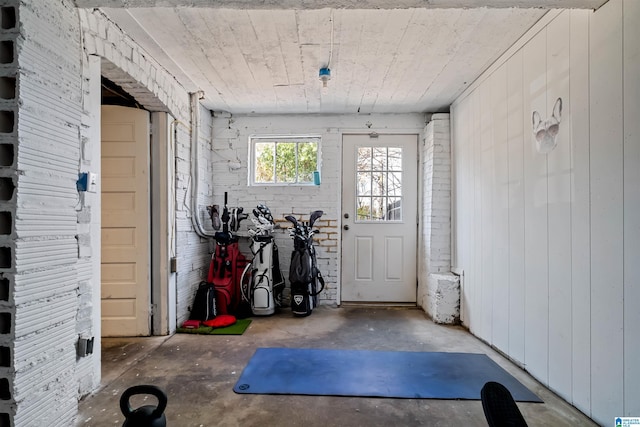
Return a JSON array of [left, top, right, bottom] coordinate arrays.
[[77, 306, 596, 427]]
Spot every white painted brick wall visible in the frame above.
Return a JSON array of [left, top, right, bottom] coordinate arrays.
[[79, 5, 214, 340], [418, 114, 459, 323], [78, 8, 189, 117], [210, 114, 424, 306], [421, 114, 452, 275], [426, 273, 460, 324], [175, 106, 215, 327], [75, 53, 102, 399]]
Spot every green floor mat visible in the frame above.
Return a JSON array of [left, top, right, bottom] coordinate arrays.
[[177, 318, 252, 335]]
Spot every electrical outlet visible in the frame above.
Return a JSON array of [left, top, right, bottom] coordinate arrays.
[[77, 336, 94, 357], [77, 172, 97, 193], [88, 172, 97, 193]]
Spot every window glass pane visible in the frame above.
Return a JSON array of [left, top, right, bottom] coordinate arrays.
[[357, 172, 371, 196], [388, 172, 402, 196], [371, 172, 385, 196], [275, 142, 296, 182], [388, 147, 402, 170], [255, 142, 274, 183], [373, 147, 387, 171], [357, 197, 371, 220], [353, 145, 404, 222], [252, 137, 320, 185], [357, 147, 372, 171], [372, 197, 385, 221], [298, 142, 317, 182], [386, 197, 402, 220]]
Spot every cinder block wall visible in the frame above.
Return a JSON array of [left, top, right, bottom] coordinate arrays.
[[6, 0, 82, 425], [0, 3, 19, 425], [210, 113, 425, 306]]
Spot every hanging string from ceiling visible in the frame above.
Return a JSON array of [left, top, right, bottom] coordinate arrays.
[[319, 9, 334, 89], [328, 9, 334, 69]]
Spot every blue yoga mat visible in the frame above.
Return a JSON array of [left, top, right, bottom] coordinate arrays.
[[233, 348, 542, 402]]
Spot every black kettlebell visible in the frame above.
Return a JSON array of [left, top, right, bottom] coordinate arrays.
[[120, 384, 167, 427]]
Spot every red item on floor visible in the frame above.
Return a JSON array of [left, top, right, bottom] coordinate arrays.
[[182, 320, 201, 329], [203, 314, 236, 328]]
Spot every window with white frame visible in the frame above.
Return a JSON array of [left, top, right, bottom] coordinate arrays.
[[250, 136, 320, 185]]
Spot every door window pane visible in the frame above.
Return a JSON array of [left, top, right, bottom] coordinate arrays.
[[357, 147, 372, 171], [373, 147, 387, 170], [357, 172, 371, 196], [387, 197, 402, 220], [371, 172, 385, 196], [372, 197, 385, 221], [388, 172, 402, 196], [388, 147, 402, 170], [357, 197, 372, 220], [354, 145, 403, 222]]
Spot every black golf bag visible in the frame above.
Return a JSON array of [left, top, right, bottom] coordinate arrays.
[[286, 210, 325, 317]]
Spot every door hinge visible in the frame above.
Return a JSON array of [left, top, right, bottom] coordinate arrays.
[[150, 303, 157, 316]]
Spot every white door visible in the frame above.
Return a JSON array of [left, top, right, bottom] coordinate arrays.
[[101, 105, 151, 337], [341, 134, 418, 303]]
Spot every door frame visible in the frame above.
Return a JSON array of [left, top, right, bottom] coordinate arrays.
[[150, 112, 177, 335], [339, 132, 420, 305]]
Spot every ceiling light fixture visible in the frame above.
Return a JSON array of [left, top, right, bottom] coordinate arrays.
[[319, 10, 334, 91], [319, 67, 331, 88]]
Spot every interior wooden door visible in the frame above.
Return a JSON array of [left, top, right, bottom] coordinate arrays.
[[101, 105, 151, 337]]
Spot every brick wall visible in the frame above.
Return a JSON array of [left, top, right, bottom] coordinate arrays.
[[78, 8, 188, 116], [421, 114, 452, 275], [174, 104, 215, 326], [75, 52, 101, 401], [210, 113, 425, 306], [418, 114, 459, 323], [79, 7, 214, 339]]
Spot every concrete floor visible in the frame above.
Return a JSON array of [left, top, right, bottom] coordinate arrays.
[[77, 306, 597, 426]]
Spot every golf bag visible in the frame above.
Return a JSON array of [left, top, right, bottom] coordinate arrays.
[[285, 210, 325, 317], [190, 281, 217, 321], [240, 204, 285, 316], [207, 193, 248, 316]]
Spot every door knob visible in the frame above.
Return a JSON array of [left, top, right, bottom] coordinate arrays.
[[343, 225, 349, 230], [344, 213, 349, 219]]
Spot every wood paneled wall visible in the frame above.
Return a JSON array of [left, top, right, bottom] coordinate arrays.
[[450, 2, 639, 424]]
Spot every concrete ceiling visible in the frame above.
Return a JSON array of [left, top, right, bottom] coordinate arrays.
[[82, 1, 607, 114]]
